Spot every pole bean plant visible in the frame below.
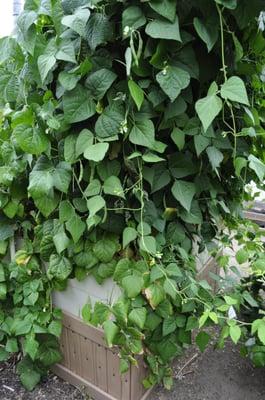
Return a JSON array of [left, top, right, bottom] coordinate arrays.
[[0, 0, 264, 391]]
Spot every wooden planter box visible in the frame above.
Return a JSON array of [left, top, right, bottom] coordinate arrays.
[[53, 312, 152, 400]]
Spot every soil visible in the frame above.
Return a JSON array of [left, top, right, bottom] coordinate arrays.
[[1, 339, 265, 400]]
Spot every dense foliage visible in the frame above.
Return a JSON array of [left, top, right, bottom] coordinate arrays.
[[0, 0, 265, 391]]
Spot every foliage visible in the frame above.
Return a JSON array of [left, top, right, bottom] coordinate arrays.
[[0, 0, 264, 390]]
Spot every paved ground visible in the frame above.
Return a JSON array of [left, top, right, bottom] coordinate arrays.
[[1, 339, 265, 400]]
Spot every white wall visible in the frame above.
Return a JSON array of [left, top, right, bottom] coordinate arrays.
[[0, 0, 24, 38]]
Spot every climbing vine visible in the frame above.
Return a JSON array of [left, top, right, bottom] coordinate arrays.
[[0, 0, 265, 390]]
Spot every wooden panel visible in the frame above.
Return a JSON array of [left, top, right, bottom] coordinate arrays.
[[95, 342, 108, 392], [68, 330, 82, 376], [79, 335, 95, 384], [53, 312, 154, 400], [60, 327, 70, 368], [52, 364, 118, 400], [62, 312, 106, 346], [106, 350, 122, 399], [130, 362, 145, 400], [121, 369, 131, 400]]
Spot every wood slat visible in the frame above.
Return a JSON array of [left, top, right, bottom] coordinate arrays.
[[106, 350, 122, 399], [68, 330, 82, 376], [95, 343, 108, 392], [60, 327, 70, 368], [80, 335, 95, 384]]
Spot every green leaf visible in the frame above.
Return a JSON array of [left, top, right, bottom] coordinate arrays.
[[193, 18, 218, 52], [122, 6, 146, 34], [129, 120, 166, 153], [123, 227, 138, 248], [47, 254, 72, 281], [14, 320, 32, 336], [194, 135, 210, 156], [195, 94, 223, 132], [220, 76, 249, 105], [0, 282, 7, 300], [53, 231, 70, 254], [145, 16, 181, 41], [234, 157, 247, 177], [86, 68, 117, 100], [103, 320, 119, 347], [171, 128, 185, 151], [48, 320, 62, 338], [23, 336, 39, 360], [196, 331, 210, 352], [66, 214, 86, 243], [34, 195, 59, 217], [95, 104, 124, 139], [257, 321, 265, 345], [82, 303, 92, 323], [128, 80, 144, 111], [93, 238, 116, 262], [235, 249, 248, 264], [59, 200, 75, 222], [156, 66, 190, 102], [76, 129, 94, 157], [64, 134, 77, 163], [206, 146, 224, 171], [58, 71, 80, 91], [87, 195, 105, 218], [84, 142, 109, 162], [14, 124, 49, 155], [6, 338, 18, 353], [139, 236, 157, 254], [163, 317, 176, 336], [63, 84, 96, 123], [56, 39, 76, 64], [122, 275, 144, 298], [149, 0, 176, 22], [248, 155, 265, 181], [144, 284, 165, 309], [62, 7, 90, 36], [171, 180, 196, 212], [129, 308, 147, 329], [20, 368, 41, 391], [103, 176, 125, 198], [86, 13, 114, 50], [229, 325, 241, 344], [37, 38, 57, 82]]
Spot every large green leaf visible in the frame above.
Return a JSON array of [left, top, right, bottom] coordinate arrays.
[[103, 176, 125, 198], [86, 68, 117, 100], [129, 120, 166, 153], [122, 6, 146, 33], [149, 0, 176, 22], [122, 275, 144, 298], [103, 320, 119, 347], [220, 76, 249, 105], [47, 254, 72, 281], [84, 142, 109, 162], [95, 104, 124, 139], [93, 238, 116, 262], [195, 94, 223, 132], [128, 308, 147, 329], [63, 85, 96, 123], [37, 38, 57, 83], [62, 7, 90, 36], [128, 80, 144, 110], [86, 13, 114, 50], [193, 18, 218, 52], [145, 16, 181, 41], [156, 66, 190, 102], [66, 214, 86, 243], [14, 124, 49, 155], [171, 180, 196, 212], [248, 155, 265, 181]]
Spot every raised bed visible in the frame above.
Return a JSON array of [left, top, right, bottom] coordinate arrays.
[[53, 311, 152, 400]]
